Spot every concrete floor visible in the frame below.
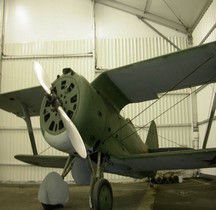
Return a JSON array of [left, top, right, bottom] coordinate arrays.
[[0, 178, 216, 210]]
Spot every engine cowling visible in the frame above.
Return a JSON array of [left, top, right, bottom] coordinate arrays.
[[40, 68, 106, 155]]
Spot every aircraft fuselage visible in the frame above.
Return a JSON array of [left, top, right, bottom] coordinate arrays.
[[40, 69, 148, 158]]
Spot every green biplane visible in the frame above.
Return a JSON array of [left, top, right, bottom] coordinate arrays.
[[0, 41, 216, 210]]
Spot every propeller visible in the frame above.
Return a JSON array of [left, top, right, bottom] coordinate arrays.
[[34, 61, 87, 159], [34, 62, 51, 95]]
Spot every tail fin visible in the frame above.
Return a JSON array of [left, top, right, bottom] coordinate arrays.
[[145, 121, 159, 149]]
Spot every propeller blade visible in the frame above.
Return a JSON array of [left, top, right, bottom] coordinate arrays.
[[58, 106, 87, 159], [34, 61, 51, 95], [33, 62, 87, 158]]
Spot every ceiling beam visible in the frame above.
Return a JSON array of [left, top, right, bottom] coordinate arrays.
[[139, 18, 181, 51], [96, 0, 188, 34], [191, 0, 213, 32], [142, 12, 187, 33]]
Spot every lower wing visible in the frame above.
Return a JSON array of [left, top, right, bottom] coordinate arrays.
[[15, 148, 216, 179], [106, 148, 216, 178], [15, 155, 67, 168]]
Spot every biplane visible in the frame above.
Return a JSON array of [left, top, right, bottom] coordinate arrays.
[[0, 41, 216, 210]]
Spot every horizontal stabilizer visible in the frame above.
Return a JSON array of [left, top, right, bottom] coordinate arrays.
[[15, 155, 68, 168]]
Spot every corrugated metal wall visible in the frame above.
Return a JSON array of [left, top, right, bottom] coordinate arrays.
[[0, 36, 192, 182], [192, 1, 216, 176], [193, 0, 216, 45]]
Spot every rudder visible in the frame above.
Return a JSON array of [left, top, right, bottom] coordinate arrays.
[[145, 121, 159, 149]]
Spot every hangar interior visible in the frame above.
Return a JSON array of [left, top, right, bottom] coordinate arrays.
[[0, 0, 216, 183]]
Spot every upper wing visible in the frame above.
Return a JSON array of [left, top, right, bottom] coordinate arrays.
[[0, 86, 44, 117], [92, 41, 216, 109], [106, 148, 216, 178]]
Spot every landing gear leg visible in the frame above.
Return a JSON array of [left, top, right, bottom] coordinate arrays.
[[61, 155, 75, 178], [88, 152, 113, 210]]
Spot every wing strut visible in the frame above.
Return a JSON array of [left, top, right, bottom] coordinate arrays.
[[21, 102, 38, 155], [202, 92, 216, 149]]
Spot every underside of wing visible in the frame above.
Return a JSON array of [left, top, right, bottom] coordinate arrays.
[[15, 155, 68, 168], [106, 148, 216, 178], [92, 42, 216, 109], [0, 86, 44, 117]]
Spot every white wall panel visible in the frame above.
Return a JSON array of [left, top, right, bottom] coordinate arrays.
[[196, 84, 216, 123], [0, 165, 70, 182], [193, 0, 216, 45], [4, 0, 93, 43], [199, 122, 216, 150], [4, 39, 93, 56], [197, 122, 216, 176], [97, 37, 187, 69], [1, 56, 94, 91], [197, 84, 216, 151], [124, 93, 191, 126], [1, 40, 94, 93]]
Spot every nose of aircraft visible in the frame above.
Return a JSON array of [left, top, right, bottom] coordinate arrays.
[[33, 62, 87, 159]]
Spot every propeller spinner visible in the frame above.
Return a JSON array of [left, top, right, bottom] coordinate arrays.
[[34, 62, 87, 159]]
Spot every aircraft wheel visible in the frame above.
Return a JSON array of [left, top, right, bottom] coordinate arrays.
[[156, 176, 163, 184], [92, 178, 113, 210]]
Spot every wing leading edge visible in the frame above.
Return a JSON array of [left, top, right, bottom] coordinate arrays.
[[92, 41, 216, 110], [15, 155, 68, 168]]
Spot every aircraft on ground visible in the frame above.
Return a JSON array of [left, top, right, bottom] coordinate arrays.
[[0, 41, 216, 210]]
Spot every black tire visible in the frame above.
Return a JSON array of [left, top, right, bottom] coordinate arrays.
[[41, 203, 64, 210], [168, 177, 173, 184], [151, 177, 156, 184], [170, 176, 176, 183], [156, 177, 163, 184], [92, 178, 113, 210], [162, 177, 168, 184], [173, 176, 179, 183]]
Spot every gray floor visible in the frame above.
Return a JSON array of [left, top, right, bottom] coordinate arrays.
[[0, 178, 216, 210]]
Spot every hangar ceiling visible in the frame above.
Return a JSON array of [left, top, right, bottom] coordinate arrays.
[[96, 0, 213, 34]]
